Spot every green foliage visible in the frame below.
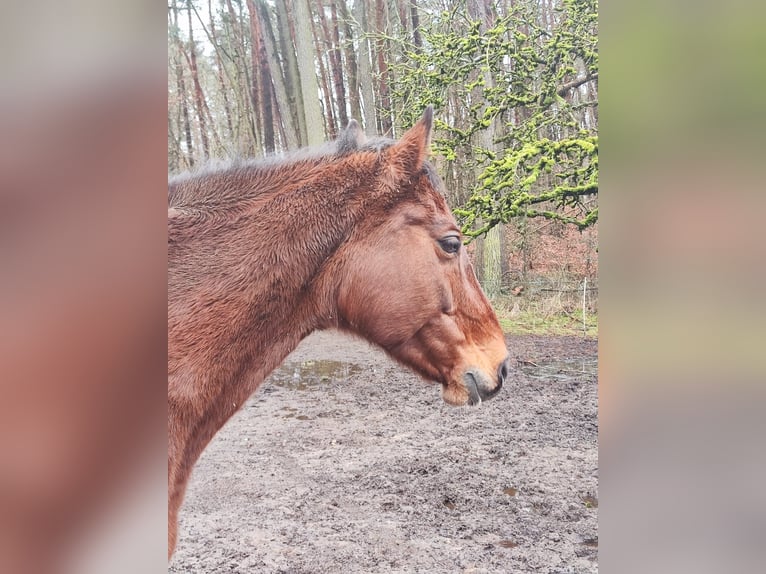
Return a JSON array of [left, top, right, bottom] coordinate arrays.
[[456, 136, 598, 235], [391, 0, 598, 238]]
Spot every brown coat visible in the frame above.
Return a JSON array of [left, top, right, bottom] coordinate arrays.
[[168, 108, 509, 555]]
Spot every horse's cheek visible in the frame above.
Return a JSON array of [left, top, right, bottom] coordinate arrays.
[[336, 272, 392, 343]]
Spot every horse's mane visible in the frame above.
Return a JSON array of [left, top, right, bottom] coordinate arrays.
[[168, 126, 397, 211]]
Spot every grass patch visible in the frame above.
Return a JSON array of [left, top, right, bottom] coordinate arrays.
[[484, 272, 598, 337], [493, 300, 598, 337]]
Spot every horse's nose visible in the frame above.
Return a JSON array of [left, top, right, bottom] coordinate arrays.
[[497, 356, 511, 384]]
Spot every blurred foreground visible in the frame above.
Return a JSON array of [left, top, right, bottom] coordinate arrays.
[[0, 3, 167, 573], [600, 1, 766, 572]]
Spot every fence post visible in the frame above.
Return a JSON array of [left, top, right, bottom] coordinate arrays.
[[582, 277, 587, 336]]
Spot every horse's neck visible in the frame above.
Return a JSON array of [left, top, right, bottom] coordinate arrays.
[[169, 164, 382, 509], [172, 163, 374, 386]]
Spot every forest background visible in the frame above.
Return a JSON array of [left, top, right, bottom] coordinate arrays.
[[167, 0, 598, 335]]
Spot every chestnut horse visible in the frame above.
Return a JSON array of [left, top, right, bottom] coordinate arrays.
[[167, 107, 510, 556]]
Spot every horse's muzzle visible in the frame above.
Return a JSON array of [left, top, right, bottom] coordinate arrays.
[[464, 356, 509, 405]]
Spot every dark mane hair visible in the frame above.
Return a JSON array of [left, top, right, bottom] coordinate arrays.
[[166, 135, 448, 216]]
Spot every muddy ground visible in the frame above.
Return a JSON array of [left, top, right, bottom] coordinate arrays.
[[169, 331, 598, 573]]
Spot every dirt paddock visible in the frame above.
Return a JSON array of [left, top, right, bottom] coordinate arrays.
[[169, 330, 598, 573]]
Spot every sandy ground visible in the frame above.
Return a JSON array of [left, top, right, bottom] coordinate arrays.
[[169, 331, 598, 573]]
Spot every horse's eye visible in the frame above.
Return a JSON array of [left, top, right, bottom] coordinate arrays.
[[439, 235, 462, 254]]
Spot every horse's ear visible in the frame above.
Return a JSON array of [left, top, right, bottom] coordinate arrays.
[[336, 119, 367, 155], [388, 106, 433, 178]]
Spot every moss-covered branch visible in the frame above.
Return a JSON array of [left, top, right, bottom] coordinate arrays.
[[390, 0, 598, 237]]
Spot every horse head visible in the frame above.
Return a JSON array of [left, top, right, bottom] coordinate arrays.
[[329, 108, 511, 406]]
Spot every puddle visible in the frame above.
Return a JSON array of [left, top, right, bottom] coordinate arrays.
[[277, 406, 314, 421], [518, 358, 597, 382], [267, 360, 363, 391], [503, 487, 518, 497]]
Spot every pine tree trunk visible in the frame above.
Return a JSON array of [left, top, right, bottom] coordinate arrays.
[[178, 68, 194, 166], [186, 2, 210, 159], [396, 0, 409, 32], [244, 0, 274, 153], [373, 0, 392, 134], [310, 3, 336, 137], [224, 0, 260, 155], [253, 0, 300, 149], [410, 0, 422, 48], [185, 1, 226, 155], [354, 0, 376, 132], [208, 0, 234, 144], [329, 0, 348, 128], [170, 1, 194, 168], [293, 0, 325, 144], [338, 0, 361, 123], [390, 0, 407, 136], [275, 0, 307, 146]]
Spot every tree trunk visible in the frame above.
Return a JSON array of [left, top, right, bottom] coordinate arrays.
[[481, 226, 504, 297], [185, 0, 232, 155], [410, 0, 422, 48], [243, 0, 273, 153], [170, 1, 194, 168], [293, 0, 325, 144], [224, 0, 260, 155], [389, 0, 407, 136], [310, 2, 337, 137], [186, 1, 211, 159], [396, 0, 408, 32], [468, 0, 505, 297], [338, 0, 361, 123], [373, 0, 392, 135], [329, 0, 348, 128], [177, 56, 194, 167], [208, 0, 234, 144], [354, 0, 376, 132], [275, 0, 307, 146], [253, 0, 300, 149]]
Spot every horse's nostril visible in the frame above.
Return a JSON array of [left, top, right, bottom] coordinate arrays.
[[498, 358, 510, 383]]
